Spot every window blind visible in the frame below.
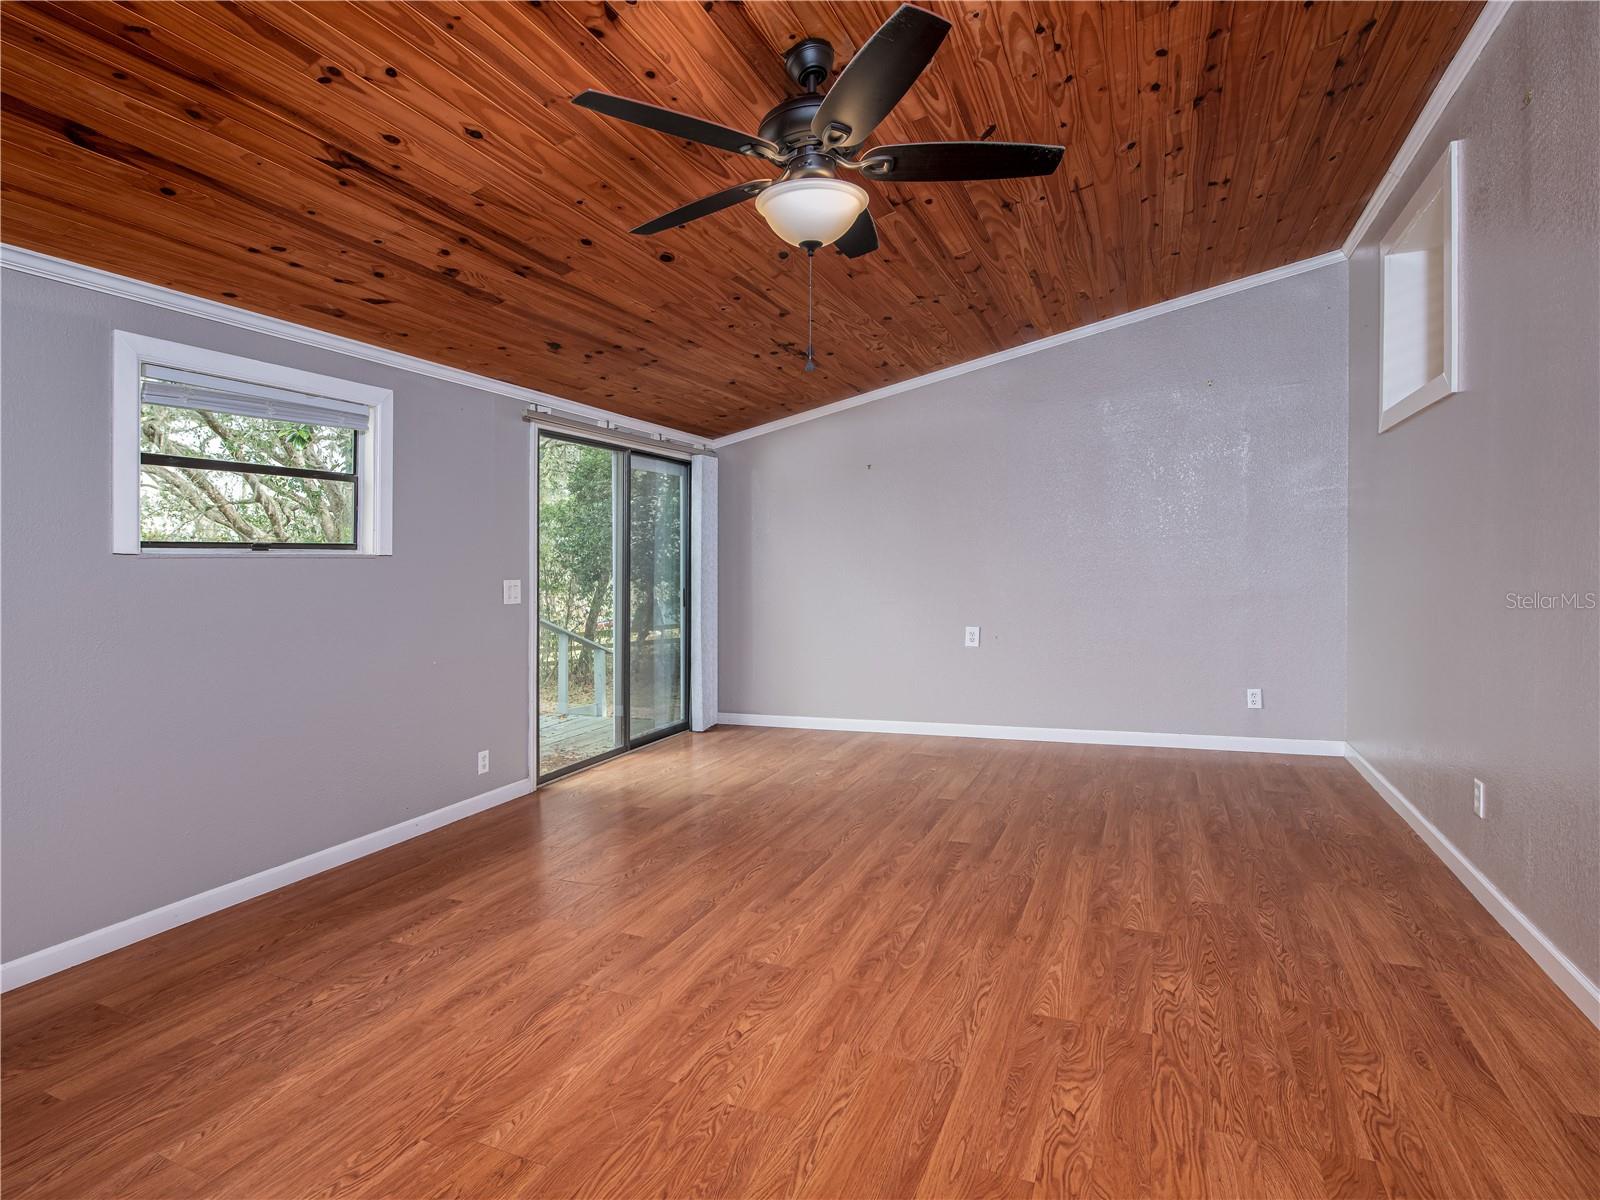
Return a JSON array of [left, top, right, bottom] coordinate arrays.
[[139, 364, 371, 431]]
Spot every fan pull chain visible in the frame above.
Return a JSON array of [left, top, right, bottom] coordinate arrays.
[[804, 244, 817, 373]]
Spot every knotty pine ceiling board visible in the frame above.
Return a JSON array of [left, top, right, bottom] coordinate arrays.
[[0, 1, 1480, 437]]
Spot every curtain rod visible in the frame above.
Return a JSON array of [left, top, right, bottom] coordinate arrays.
[[521, 406, 714, 459]]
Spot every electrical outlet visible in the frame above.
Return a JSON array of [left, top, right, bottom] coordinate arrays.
[[1473, 778, 1486, 819], [1246, 688, 1263, 710], [502, 579, 522, 605], [964, 626, 981, 648], [477, 750, 490, 776]]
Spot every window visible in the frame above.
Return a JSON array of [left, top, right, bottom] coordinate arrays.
[[1379, 140, 1461, 431], [113, 333, 392, 554]]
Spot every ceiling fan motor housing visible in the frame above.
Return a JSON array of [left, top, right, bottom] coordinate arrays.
[[759, 95, 827, 152]]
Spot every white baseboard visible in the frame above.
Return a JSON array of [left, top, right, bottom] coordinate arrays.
[[717, 712, 1345, 757], [0, 777, 534, 993], [1345, 747, 1600, 1028]]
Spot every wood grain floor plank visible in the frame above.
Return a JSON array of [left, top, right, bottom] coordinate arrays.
[[3, 729, 1595, 1199]]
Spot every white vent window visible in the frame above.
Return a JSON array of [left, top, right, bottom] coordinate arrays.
[[1379, 140, 1461, 431]]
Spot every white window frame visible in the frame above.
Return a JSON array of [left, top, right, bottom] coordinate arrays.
[[1378, 140, 1461, 432], [113, 332, 393, 556]]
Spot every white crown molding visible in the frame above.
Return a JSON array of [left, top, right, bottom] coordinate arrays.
[[0, 776, 534, 993], [711, 251, 1346, 448], [0, 243, 709, 449], [1346, 746, 1600, 1028], [1341, 1, 1512, 257], [718, 711, 1345, 757]]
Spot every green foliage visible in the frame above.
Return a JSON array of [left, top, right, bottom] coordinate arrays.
[[539, 440, 616, 708], [539, 439, 617, 640], [139, 404, 355, 544], [628, 461, 683, 640], [537, 440, 685, 713]]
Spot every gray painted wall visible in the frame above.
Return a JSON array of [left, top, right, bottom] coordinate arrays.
[[719, 261, 1349, 741], [1346, 3, 1600, 982], [1, 270, 531, 961]]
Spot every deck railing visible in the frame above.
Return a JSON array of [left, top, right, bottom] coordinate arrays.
[[540, 618, 613, 717]]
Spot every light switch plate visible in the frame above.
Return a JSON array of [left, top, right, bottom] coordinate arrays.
[[502, 579, 522, 605]]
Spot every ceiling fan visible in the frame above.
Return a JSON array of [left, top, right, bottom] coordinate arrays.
[[570, 3, 1065, 260]]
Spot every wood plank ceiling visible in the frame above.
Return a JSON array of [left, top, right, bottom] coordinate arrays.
[[1, 1, 1479, 437]]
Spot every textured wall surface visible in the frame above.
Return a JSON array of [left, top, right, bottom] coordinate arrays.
[[1, 270, 531, 960], [1347, 3, 1600, 982], [719, 262, 1349, 740]]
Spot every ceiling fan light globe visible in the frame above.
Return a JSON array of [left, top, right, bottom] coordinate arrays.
[[754, 178, 869, 248]]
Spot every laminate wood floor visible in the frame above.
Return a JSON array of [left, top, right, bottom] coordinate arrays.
[[3, 729, 1596, 1199]]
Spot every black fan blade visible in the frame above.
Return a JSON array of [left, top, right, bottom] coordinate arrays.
[[811, 5, 951, 150], [835, 208, 878, 258], [858, 141, 1065, 182], [572, 90, 779, 159], [631, 180, 772, 235]]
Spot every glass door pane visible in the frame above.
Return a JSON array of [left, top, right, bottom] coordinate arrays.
[[628, 455, 688, 742], [538, 435, 623, 777]]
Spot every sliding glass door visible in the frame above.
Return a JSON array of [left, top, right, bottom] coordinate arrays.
[[536, 433, 690, 780], [628, 456, 689, 742], [537, 437, 623, 777]]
